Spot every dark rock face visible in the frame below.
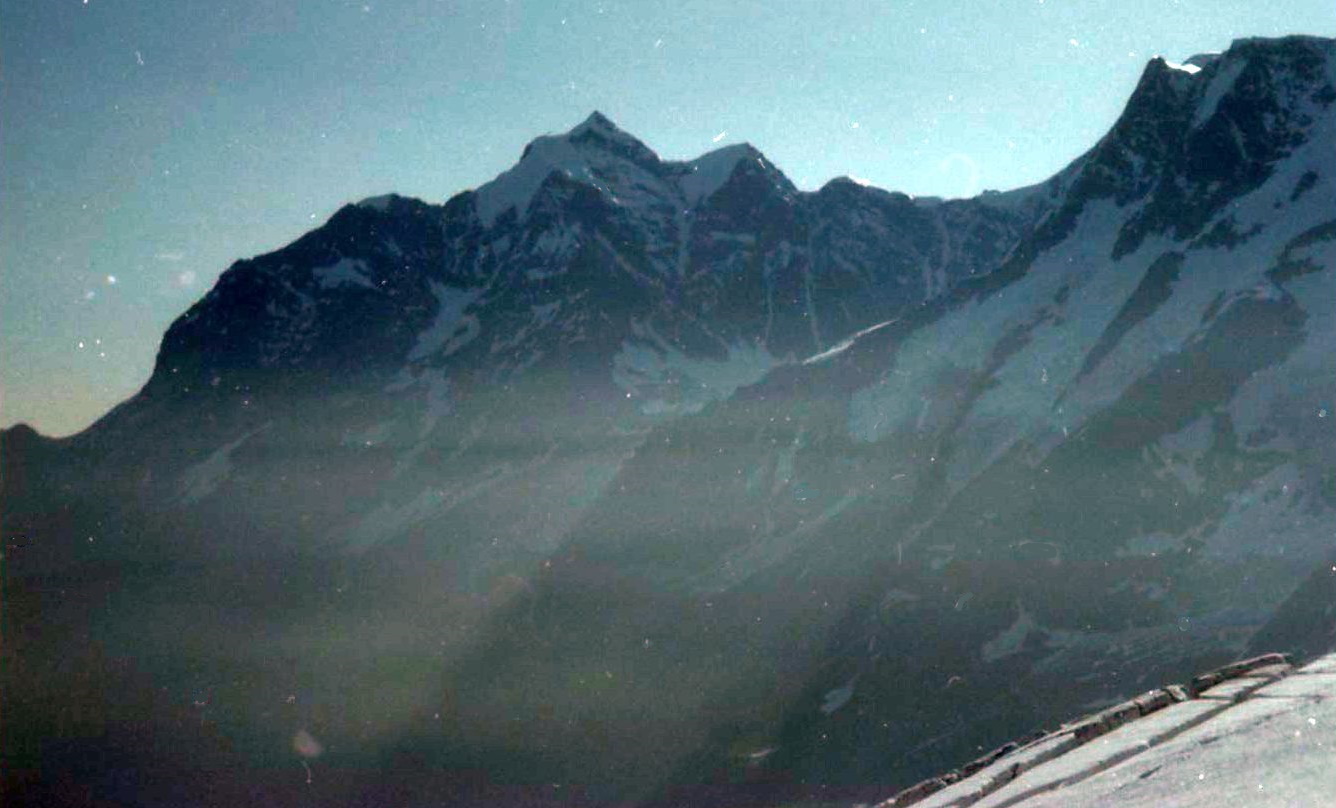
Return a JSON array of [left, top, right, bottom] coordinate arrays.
[[3, 35, 1335, 808]]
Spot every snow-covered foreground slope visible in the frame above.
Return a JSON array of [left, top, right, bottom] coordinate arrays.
[[2, 33, 1334, 808], [1020, 655, 1336, 808], [869, 650, 1336, 808]]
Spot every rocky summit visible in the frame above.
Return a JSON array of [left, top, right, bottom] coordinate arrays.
[[3, 34, 1335, 808]]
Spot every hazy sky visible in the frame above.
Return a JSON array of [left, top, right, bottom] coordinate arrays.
[[2, 1, 1332, 436]]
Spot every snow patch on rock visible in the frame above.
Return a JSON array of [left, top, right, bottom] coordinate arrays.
[[472, 114, 660, 227], [676, 143, 754, 207], [1162, 59, 1202, 75], [179, 426, 266, 504], [407, 283, 483, 362], [982, 601, 1039, 663], [613, 324, 777, 416], [313, 257, 377, 290], [820, 676, 859, 715], [802, 318, 899, 365]]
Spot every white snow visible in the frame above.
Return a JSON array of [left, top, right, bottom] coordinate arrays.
[[313, 257, 377, 290], [971, 700, 1230, 808], [846, 200, 1132, 448], [801, 318, 898, 365], [1150, 414, 1212, 495], [1201, 462, 1335, 563], [981, 601, 1039, 663], [612, 322, 777, 416], [1163, 60, 1202, 75], [379, 367, 455, 473], [1158, 412, 1215, 455], [677, 143, 753, 206], [471, 113, 661, 227], [530, 225, 582, 259], [802, 337, 856, 366], [1008, 653, 1336, 808], [820, 676, 859, 715], [874, 92, 1333, 497], [911, 653, 1336, 808], [406, 283, 483, 362], [179, 426, 266, 504], [473, 136, 604, 226]]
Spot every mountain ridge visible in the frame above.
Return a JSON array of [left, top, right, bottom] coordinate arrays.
[[3, 33, 1334, 808]]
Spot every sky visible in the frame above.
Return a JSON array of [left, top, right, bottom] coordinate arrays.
[[2, 1, 1332, 437]]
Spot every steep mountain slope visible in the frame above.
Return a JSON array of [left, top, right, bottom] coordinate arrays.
[[436, 34, 1336, 800], [2, 112, 1033, 572], [0, 104, 1039, 808], [3, 34, 1333, 808]]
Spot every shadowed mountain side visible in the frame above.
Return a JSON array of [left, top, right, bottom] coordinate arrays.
[[1, 34, 1334, 808]]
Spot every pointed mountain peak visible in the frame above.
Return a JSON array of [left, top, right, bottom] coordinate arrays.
[[1070, 33, 1336, 258], [469, 115, 798, 226], [1125, 34, 1336, 126], [570, 110, 619, 136], [688, 141, 762, 169], [675, 141, 794, 206], [474, 113, 661, 226], [561, 110, 659, 164]]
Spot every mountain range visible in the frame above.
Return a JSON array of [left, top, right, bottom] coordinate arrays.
[[3, 33, 1334, 808]]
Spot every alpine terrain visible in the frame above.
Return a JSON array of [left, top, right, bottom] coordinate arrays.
[[3, 34, 1334, 808]]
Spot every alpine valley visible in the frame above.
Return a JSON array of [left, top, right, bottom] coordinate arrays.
[[3, 34, 1334, 808]]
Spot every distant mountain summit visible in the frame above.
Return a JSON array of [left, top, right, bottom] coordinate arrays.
[[5, 96, 1030, 567], [468, 110, 781, 227], [3, 34, 1334, 808]]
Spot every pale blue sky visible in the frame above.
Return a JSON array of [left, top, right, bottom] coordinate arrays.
[[2, 0, 1332, 435]]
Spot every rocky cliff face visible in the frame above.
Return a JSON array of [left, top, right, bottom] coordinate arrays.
[[3, 34, 1334, 808]]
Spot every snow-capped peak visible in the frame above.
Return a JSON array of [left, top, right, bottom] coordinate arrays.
[[471, 112, 661, 227], [567, 110, 630, 142], [468, 113, 790, 227], [1161, 59, 1202, 75], [676, 142, 761, 206], [560, 110, 662, 166]]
